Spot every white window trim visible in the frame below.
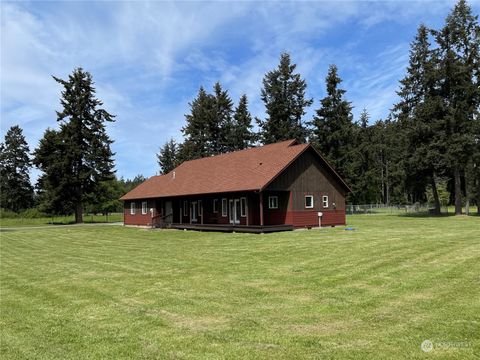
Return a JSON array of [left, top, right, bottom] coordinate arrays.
[[130, 202, 136, 215], [142, 201, 148, 215], [323, 195, 329, 208], [213, 199, 218, 213], [183, 201, 188, 216], [268, 196, 278, 209], [240, 197, 247, 217], [305, 195, 314, 209], [221, 198, 227, 217]]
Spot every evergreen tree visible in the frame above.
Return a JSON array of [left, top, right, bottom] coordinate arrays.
[[0, 125, 34, 211], [310, 65, 355, 186], [231, 94, 255, 150], [34, 68, 115, 223], [87, 178, 124, 214], [33, 129, 71, 215], [434, 0, 480, 215], [351, 109, 382, 204], [180, 83, 236, 160], [123, 175, 146, 193], [212, 82, 234, 153], [157, 139, 178, 174], [394, 24, 444, 214], [257, 52, 313, 144], [181, 86, 216, 160]]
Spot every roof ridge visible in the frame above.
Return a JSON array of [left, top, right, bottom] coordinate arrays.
[[169, 139, 299, 172]]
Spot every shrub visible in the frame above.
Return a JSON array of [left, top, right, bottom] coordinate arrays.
[[21, 208, 47, 218], [0, 208, 19, 218]]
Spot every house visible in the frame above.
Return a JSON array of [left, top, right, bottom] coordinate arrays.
[[120, 139, 350, 233]]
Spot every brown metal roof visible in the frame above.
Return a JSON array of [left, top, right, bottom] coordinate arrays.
[[120, 140, 349, 200]]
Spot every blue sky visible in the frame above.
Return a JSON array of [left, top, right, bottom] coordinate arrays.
[[2, 0, 479, 180]]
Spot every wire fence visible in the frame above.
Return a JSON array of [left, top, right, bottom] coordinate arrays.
[[0, 213, 123, 227], [346, 204, 451, 215]]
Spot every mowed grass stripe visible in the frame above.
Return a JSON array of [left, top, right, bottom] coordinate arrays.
[[1, 215, 479, 359]]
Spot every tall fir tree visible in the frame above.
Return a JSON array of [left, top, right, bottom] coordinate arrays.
[[212, 82, 234, 153], [310, 65, 355, 189], [230, 94, 255, 150], [0, 125, 34, 212], [434, 0, 480, 214], [180, 87, 215, 161], [34, 68, 115, 223], [257, 52, 313, 144], [394, 24, 444, 214], [157, 139, 179, 174], [351, 109, 382, 204], [180, 83, 237, 160], [33, 128, 70, 215]]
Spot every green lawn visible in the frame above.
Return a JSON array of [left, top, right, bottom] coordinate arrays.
[[0, 213, 123, 227], [1, 215, 479, 359]]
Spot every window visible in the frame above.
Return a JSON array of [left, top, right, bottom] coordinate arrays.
[[213, 199, 218, 213], [198, 200, 202, 216], [183, 201, 188, 216], [240, 197, 247, 217], [322, 195, 329, 208], [221, 198, 227, 217], [130, 202, 136, 215], [142, 201, 148, 215], [305, 195, 314, 209], [268, 196, 278, 209]]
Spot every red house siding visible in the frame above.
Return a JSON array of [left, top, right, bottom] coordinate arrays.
[[290, 209, 346, 228], [124, 199, 156, 226]]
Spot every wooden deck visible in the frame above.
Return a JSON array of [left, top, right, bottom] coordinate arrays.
[[169, 223, 293, 233]]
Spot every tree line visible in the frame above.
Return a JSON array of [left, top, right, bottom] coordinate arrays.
[[1, 0, 478, 221], [158, 0, 479, 215]]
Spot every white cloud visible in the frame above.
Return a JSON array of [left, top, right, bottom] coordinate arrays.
[[3, 0, 478, 180]]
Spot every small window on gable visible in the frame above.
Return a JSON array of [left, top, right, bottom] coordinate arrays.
[[183, 201, 188, 216], [221, 198, 227, 217], [323, 195, 329, 208], [142, 201, 148, 215], [130, 202, 136, 215], [268, 196, 278, 209], [305, 195, 314, 209], [240, 197, 247, 217], [213, 199, 218, 213]]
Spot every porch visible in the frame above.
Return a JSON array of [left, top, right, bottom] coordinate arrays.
[[169, 223, 293, 233], [147, 191, 291, 229]]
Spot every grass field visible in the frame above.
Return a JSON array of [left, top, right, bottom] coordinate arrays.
[[1, 215, 479, 359], [0, 213, 123, 227]]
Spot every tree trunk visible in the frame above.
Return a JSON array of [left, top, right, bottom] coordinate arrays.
[[385, 160, 390, 206], [380, 160, 385, 204], [465, 180, 470, 216], [465, 198, 469, 215], [431, 176, 441, 215], [453, 166, 462, 215], [75, 202, 83, 223]]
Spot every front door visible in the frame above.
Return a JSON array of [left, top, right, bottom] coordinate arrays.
[[164, 201, 172, 224], [229, 199, 240, 224], [191, 201, 197, 223]]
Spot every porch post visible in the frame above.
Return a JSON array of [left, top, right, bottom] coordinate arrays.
[[259, 191, 264, 226], [246, 196, 249, 226], [201, 200, 204, 225]]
